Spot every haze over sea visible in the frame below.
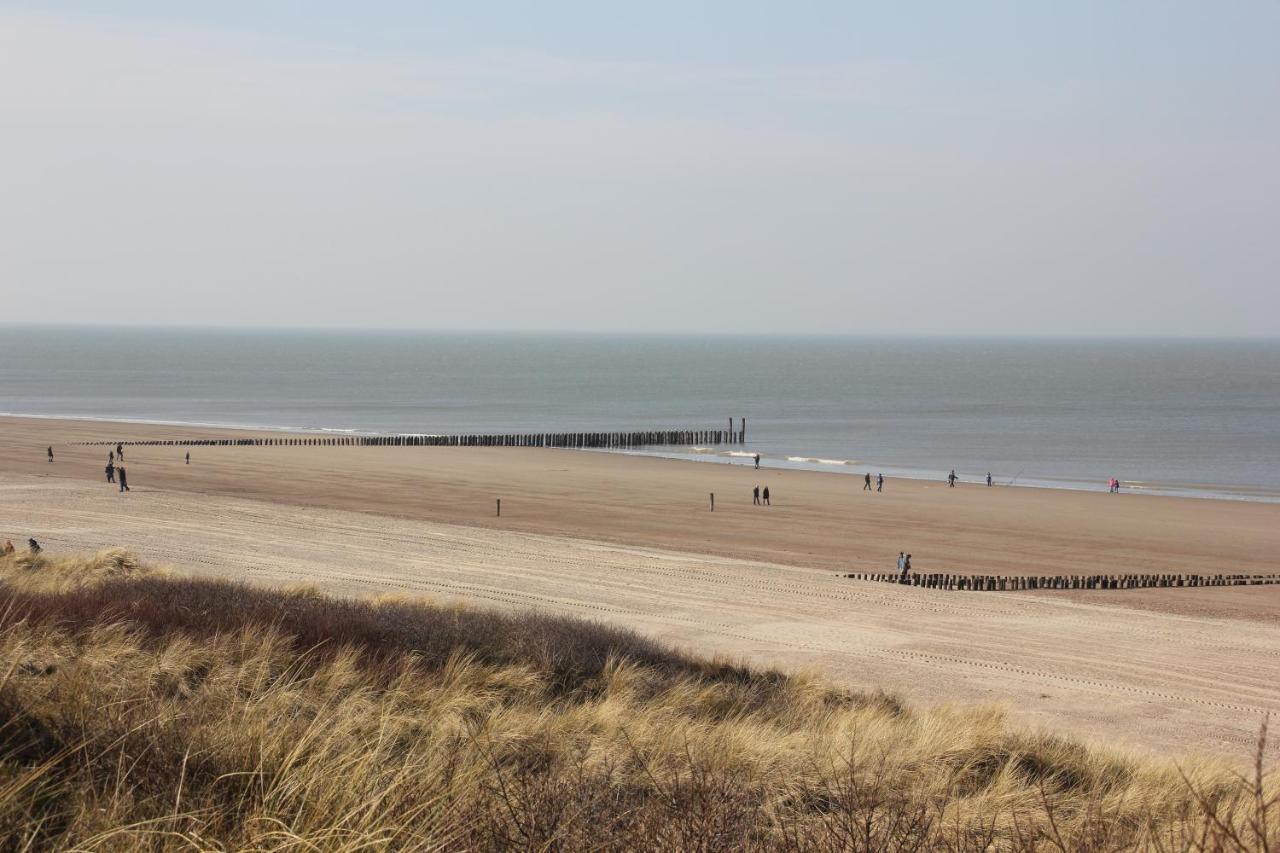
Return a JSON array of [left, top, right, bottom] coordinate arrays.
[[3, 327, 1278, 502]]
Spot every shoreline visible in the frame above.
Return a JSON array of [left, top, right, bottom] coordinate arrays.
[[4, 414, 1279, 583], [6, 410, 1278, 505]]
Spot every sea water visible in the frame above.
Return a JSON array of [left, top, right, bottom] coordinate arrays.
[[2, 327, 1279, 501]]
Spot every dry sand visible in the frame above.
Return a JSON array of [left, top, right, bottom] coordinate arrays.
[[4, 415, 1280, 761]]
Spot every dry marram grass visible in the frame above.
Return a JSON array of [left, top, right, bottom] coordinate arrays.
[[0, 549, 1275, 850]]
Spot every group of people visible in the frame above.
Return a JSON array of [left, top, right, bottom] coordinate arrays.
[[752, 485, 771, 505], [897, 551, 913, 580], [862, 472, 885, 492], [105, 445, 130, 492], [1108, 477, 1122, 493]]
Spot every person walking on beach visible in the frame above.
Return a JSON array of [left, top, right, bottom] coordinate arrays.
[[116, 443, 124, 461], [864, 472, 872, 491], [117, 466, 130, 492], [47, 446, 53, 463], [948, 470, 958, 488], [762, 486, 770, 506], [185, 452, 190, 465], [904, 554, 912, 577], [876, 473, 884, 492], [753, 485, 761, 505], [754, 453, 760, 470], [897, 552, 905, 575], [105, 461, 115, 483]]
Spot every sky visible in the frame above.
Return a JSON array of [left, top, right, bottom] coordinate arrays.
[[1, 2, 1277, 335]]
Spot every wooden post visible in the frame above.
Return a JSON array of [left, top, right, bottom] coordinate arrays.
[[741, 417, 746, 444], [497, 499, 501, 517], [710, 492, 715, 512]]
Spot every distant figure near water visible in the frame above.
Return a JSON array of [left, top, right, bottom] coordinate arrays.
[[987, 472, 993, 487], [948, 470, 958, 488], [754, 453, 760, 470], [753, 485, 760, 505], [876, 473, 884, 492], [863, 472, 872, 491], [1109, 477, 1121, 494]]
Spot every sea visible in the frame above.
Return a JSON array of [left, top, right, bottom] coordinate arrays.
[[3, 327, 1279, 502]]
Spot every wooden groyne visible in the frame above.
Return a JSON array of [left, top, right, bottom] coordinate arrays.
[[846, 572, 1280, 591], [78, 420, 748, 450]]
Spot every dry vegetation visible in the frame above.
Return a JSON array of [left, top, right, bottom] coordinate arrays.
[[0, 549, 1275, 851]]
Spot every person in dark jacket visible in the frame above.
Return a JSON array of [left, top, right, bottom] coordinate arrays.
[[118, 466, 130, 492], [762, 486, 771, 506]]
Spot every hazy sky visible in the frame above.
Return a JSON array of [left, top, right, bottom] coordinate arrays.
[[2, 2, 1277, 334]]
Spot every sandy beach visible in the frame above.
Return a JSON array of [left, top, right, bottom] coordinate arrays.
[[4, 415, 1280, 761]]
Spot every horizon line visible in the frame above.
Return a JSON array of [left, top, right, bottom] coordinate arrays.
[[1, 322, 1278, 342]]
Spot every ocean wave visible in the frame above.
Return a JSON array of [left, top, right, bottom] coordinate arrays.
[[787, 456, 856, 466]]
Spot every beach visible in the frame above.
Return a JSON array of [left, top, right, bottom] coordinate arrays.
[[4, 414, 1280, 760]]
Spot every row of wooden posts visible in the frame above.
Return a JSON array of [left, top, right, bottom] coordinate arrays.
[[80, 420, 747, 450], [846, 571, 1280, 591]]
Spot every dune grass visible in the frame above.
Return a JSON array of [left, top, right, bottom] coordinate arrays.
[[0, 549, 1274, 850]]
